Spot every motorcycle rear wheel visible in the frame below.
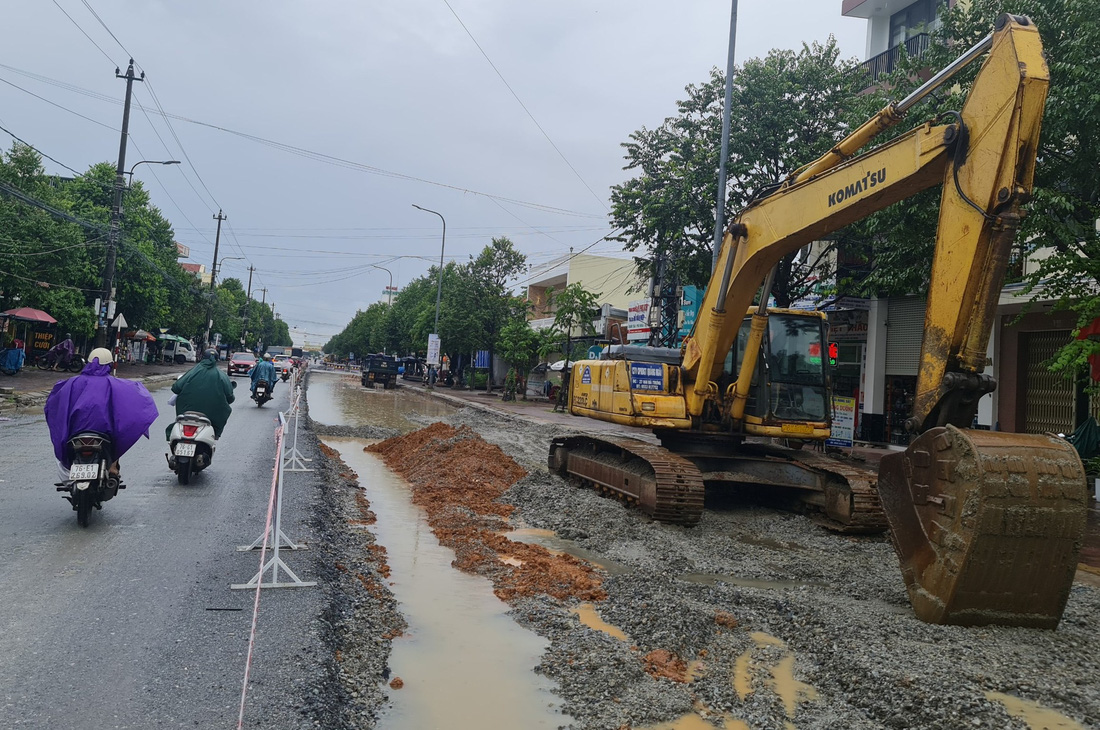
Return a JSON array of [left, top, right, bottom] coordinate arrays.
[[66, 355, 85, 373], [35, 355, 52, 371], [76, 491, 92, 527], [177, 458, 192, 485]]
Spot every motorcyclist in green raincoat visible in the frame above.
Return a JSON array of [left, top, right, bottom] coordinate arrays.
[[167, 348, 235, 440]]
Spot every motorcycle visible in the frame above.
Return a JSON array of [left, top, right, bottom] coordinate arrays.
[[56, 431, 120, 527], [167, 411, 218, 485], [37, 350, 85, 373], [252, 379, 273, 407], [280, 369, 290, 383]]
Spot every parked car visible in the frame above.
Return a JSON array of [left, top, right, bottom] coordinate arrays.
[[160, 338, 197, 364], [228, 351, 256, 376]]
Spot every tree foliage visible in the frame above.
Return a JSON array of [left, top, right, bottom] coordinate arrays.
[[0, 145, 287, 352], [609, 39, 861, 304]]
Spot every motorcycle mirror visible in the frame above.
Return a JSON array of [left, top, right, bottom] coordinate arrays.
[[231, 381, 237, 389]]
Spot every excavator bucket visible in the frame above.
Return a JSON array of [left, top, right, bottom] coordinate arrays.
[[877, 426, 1087, 628]]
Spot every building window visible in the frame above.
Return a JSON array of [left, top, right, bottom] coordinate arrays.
[[889, 0, 944, 47]]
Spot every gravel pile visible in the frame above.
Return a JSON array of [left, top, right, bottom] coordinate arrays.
[[466, 412, 1100, 730], [301, 372, 1100, 730]]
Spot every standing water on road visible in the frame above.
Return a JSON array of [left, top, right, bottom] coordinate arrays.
[[307, 370, 455, 430], [326, 440, 565, 729], [310, 374, 564, 728]]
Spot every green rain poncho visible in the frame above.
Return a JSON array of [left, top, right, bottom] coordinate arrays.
[[167, 357, 236, 439]]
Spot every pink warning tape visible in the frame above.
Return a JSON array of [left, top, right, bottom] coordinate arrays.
[[237, 422, 285, 729]]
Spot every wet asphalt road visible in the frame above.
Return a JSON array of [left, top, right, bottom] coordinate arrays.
[[0, 376, 322, 729]]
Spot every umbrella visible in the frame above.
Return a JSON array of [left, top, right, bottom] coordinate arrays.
[[1, 307, 57, 324]]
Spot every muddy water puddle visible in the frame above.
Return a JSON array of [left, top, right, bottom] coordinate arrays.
[[504, 527, 631, 575], [985, 691, 1084, 730], [325, 438, 564, 729], [308, 370, 456, 430]]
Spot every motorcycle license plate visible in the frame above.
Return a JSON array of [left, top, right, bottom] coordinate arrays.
[[69, 463, 99, 480], [175, 442, 197, 457]]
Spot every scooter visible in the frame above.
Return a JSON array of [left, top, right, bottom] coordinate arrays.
[[167, 411, 219, 485], [56, 431, 121, 527], [252, 379, 273, 407], [280, 369, 290, 382]]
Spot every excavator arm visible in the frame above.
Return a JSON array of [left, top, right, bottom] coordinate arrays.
[[683, 15, 1047, 434], [682, 15, 1087, 628]]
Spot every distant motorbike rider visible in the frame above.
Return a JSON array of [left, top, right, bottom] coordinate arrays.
[[168, 348, 235, 440], [45, 347, 158, 481], [48, 333, 76, 370], [250, 352, 278, 396]]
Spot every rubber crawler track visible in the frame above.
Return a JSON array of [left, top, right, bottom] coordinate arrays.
[[550, 436, 705, 526]]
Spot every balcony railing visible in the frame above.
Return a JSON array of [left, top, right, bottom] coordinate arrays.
[[859, 33, 931, 87]]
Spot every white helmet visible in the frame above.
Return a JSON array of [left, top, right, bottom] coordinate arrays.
[[88, 347, 113, 365]]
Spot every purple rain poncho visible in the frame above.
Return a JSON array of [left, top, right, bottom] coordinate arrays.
[[44, 361, 159, 468]]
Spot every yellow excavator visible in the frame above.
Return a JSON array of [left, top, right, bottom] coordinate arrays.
[[549, 15, 1088, 628]]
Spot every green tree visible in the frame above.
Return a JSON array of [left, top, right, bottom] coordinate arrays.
[[0, 144, 97, 340], [609, 39, 860, 304], [549, 283, 602, 363], [498, 315, 553, 400]]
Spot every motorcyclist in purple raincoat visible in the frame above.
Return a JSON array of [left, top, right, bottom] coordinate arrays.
[[44, 348, 159, 480], [47, 333, 76, 371]]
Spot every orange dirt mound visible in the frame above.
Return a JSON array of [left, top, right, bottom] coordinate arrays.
[[642, 649, 691, 683], [366, 422, 605, 602]]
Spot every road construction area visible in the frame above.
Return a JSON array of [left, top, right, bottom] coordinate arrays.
[[306, 369, 1100, 730], [0, 367, 1097, 729]]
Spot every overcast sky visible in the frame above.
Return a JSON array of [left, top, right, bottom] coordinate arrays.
[[1, 1, 868, 347]]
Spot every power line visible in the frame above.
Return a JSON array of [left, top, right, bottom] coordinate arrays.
[[79, 0, 134, 59], [0, 63, 604, 219], [51, 0, 117, 67], [442, 0, 608, 212], [0, 122, 84, 176], [0, 75, 116, 131]]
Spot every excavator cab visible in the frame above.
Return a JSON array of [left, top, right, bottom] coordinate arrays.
[[727, 310, 830, 433]]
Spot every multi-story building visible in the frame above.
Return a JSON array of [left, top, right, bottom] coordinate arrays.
[[526, 253, 642, 340]]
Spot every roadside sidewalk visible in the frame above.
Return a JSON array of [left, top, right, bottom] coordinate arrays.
[[0, 360, 192, 414]]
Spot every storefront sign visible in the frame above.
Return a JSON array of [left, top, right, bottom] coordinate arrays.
[[829, 309, 869, 340], [630, 362, 664, 391], [826, 396, 856, 448], [426, 334, 440, 366], [627, 300, 651, 341]]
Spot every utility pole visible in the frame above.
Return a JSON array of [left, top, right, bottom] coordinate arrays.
[[240, 265, 255, 353], [260, 287, 268, 306], [203, 210, 227, 348], [98, 59, 144, 347], [710, 0, 739, 276]]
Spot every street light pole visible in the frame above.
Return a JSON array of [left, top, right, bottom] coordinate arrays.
[[372, 264, 393, 306], [125, 159, 180, 187], [411, 204, 446, 332]]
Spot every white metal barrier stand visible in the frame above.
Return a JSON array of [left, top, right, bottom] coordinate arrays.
[[231, 414, 316, 590], [238, 410, 307, 552], [282, 385, 313, 473]]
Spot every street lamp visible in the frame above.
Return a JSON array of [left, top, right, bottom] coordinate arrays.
[[214, 256, 245, 278], [372, 264, 393, 306], [411, 204, 446, 332], [125, 159, 180, 186]]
